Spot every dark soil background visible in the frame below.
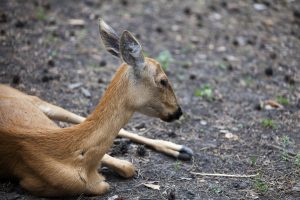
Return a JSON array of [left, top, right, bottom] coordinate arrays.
[[0, 0, 300, 199]]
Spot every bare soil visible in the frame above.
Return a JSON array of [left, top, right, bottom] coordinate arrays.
[[0, 0, 300, 199]]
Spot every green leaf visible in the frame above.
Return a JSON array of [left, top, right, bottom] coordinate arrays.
[[194, 84, 213, 100], [261, 118, 276, 129], [156, 50, 172, 71], [276, 96, 289, 106]]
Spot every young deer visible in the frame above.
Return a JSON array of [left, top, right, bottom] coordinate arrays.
[[0, 19, 193, 197]]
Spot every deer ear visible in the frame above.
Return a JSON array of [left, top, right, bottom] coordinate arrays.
[[99, 18, 120, 57], [120, 30, 145, 71]]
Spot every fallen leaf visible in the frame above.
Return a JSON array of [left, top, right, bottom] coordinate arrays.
[[264, 100, 283, 109], [143, 183, 160, 190], [108, 195, 119, 200], [248, 190, 259, 199], [179, 177, 192, 181], [68, 19, 85, 27], [262, 19, 274, 26], [220, 130, 239, 140]]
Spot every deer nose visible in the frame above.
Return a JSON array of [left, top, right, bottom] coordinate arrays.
[[174, 107, 183, 119], [164, 107, 182, 122]]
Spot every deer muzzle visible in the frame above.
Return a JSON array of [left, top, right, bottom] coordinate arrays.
[[163, 107, 182, 122]]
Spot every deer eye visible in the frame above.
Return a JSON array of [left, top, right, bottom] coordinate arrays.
[[160, 79, 168, 87]]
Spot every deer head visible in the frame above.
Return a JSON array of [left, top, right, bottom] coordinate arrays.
[[99, 19, 182, 122]]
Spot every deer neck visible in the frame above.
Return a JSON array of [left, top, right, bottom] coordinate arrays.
[[72, 64, 133, 157]]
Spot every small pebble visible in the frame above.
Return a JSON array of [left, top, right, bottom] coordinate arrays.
[[81, 87, 91, 98], [98, 78, 104, 84], [41, 75, 59, 82], [15, 20, 26, 28], [227, 64, 233, 71], [0, 13, 7, 23], [84, 0, 95, 7], [232, 181, 248, 189], [167, 131, 177, 138], [224, 35, 230, 41], [0, 29, 5, 35], [297, 99, 300, 109], [190, 36, 199, 44], [183, 7, 192, 16], [200, 120, 207, 126], [269, 52, 277, 60], [232, 39, 239, 46], [168, 189, 176, 200], [121, 0, 128, 6], [196, 20, 203, 28], [49, 19, 56, 26], [208, 5, 217, 12], [236, 36, 246, 46], [135, 123, 146, 130], [68, 82, 82, 90], [233, 36, 246, 46], [155, 26, 163, 33], [247, 38, 256, 45], [182, 62, 191, 69], [12, 75, 21, 85], [47, 59, 55, 67], [41, 76, 50, 82], [220, 1, 227, 8], [210, 13, 222, 21], [33, 1, 39, 7], [284, 75, 295, 85], [254, 103, 262, 111], [186, 191, 195, 199], [293, 9, 300, 19], [189, 74, 196, 80], [254, 3, 267, 11], [196, 13, 202, 21], [264, 67, 273, 76], [135, 33, 140, 39], [69, 30, 75, 37], [99, 60, 107, 67], [43, 2, 51, 10]]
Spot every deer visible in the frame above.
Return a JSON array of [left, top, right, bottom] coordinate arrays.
[[0, 19, 193, 197]]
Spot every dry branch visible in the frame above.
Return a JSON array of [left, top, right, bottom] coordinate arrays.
[[191, 172, 258, 178]]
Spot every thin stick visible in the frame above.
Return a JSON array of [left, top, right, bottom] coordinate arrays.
[[265, 144, 297, 156], [191, 172, 258, 178]]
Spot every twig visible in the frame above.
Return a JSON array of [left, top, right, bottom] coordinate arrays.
[[265, 144, 297, 156], [191, 172, 258, 178]]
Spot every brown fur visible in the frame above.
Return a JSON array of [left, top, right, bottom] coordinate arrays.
[[0, 57, 180, 196]]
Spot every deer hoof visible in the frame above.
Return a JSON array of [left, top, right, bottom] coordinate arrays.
[[178, 145, 194, 160], [119, 162, 136, 178]]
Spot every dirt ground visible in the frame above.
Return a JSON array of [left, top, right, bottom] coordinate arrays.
[[0, 0, 300, 199]]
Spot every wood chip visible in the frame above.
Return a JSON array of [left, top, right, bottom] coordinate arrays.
[[68, 19, 85, 27], [142, 183, 160, 190]]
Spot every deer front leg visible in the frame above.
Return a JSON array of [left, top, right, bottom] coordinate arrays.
[[31, 97, 193, 160]]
